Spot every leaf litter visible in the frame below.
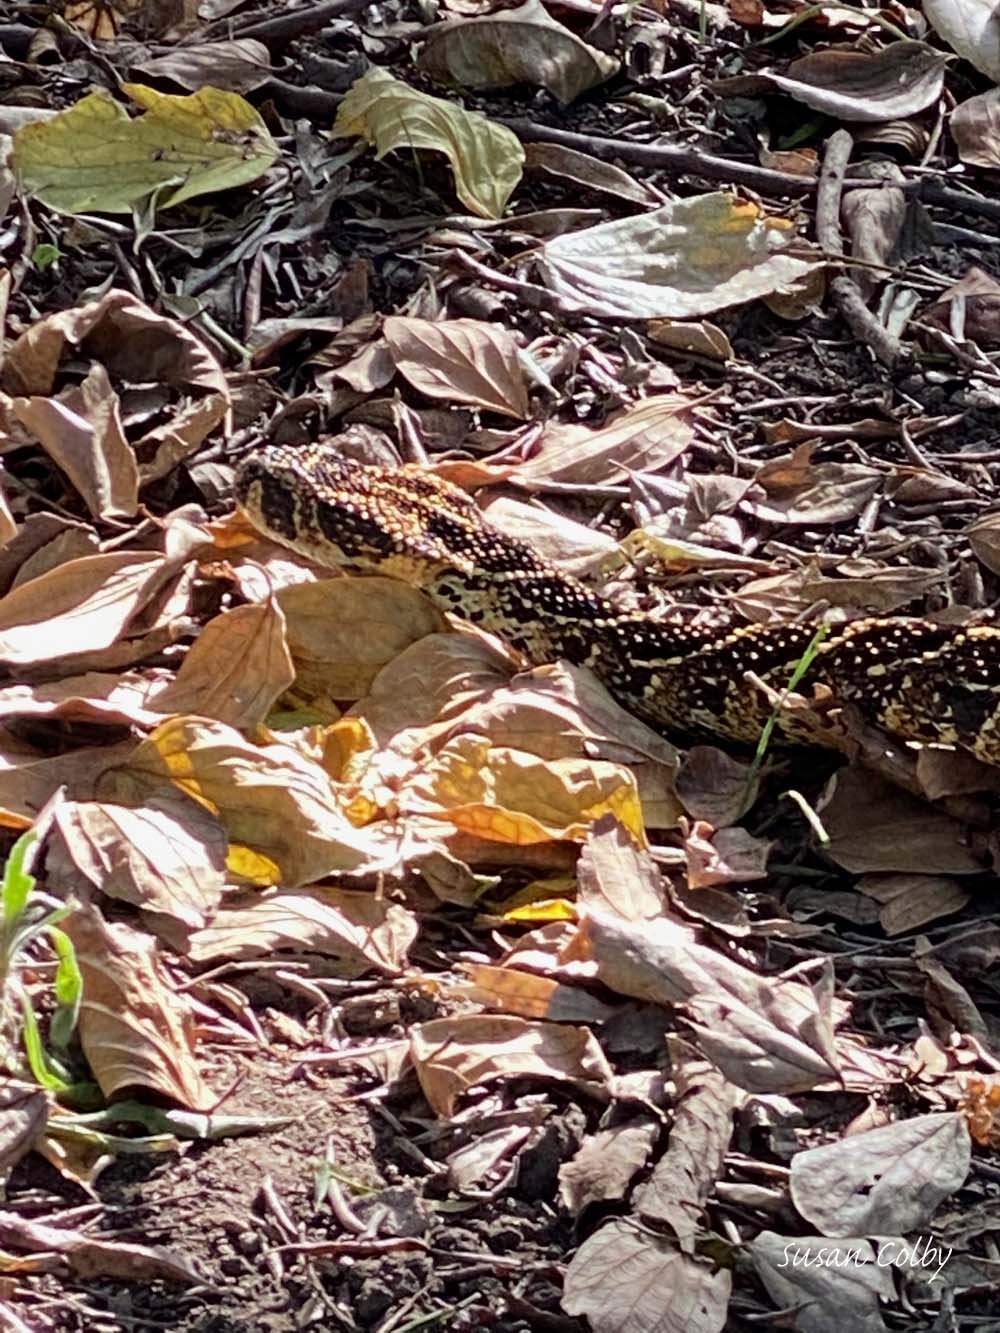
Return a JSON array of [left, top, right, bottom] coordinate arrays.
[[1, 0, 1000, 1328]]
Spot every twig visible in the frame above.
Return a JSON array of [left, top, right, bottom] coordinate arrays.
[[224, 0, 369, 44], [500, 118, 1000, 223], [816, 129, 901, 368]]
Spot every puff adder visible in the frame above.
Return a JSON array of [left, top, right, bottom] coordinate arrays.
[[235, 443, 1000, 767]]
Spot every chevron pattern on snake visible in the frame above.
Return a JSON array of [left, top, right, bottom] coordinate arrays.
[[235, 443, 1000, 767]]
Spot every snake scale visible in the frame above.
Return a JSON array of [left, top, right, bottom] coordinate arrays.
[[235, 444, 1000, 768]]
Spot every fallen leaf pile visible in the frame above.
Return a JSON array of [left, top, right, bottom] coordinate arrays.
[[0, 0, 999, 1327]]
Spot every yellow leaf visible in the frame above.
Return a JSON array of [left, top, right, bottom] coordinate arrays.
[[401, 734, 646, 845], [12, 84, 279, 215], [334, 66, 523, 219]]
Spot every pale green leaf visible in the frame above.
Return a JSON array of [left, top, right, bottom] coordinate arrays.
[[334, 66, 522, 219], [12, 83, 280, 216]]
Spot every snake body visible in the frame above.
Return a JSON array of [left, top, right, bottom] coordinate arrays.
[[235, 444, 1000, 767]]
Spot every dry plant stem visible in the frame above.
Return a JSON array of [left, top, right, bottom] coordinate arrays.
[[501, 118, 1000, 224], [817, 129, 901, 368], [230, 0, 369, 42]]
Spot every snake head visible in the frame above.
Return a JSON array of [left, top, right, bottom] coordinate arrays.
[[234, 443, 484, 577]]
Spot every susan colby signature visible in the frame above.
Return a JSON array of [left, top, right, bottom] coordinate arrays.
[[777, 1236, 952, 1283]]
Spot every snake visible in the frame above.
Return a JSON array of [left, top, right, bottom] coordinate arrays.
[[234, 443, 1000, 768]]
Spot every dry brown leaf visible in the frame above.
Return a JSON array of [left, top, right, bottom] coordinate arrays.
[[923, 266, 1000, 346], [0, 735, 139, 824], [719, 41, 949, 122], [576, 814, 668, 921], [0, 1082, 48, 1175], [952, 89, 1000, 167], [111, 716, 389, 886], [1, 288, 228, 398], [536, 193, 821, 320], [409, 1013, 612, 1117], [352, 632, 513, 750], [751, 1231, 892, 1333], [747, 456, 882, 525], [647, 319, 734, 361], [820, 768, 983, 875], [383, 316, 529, 418], [13, 365, 139, 520], [278, 577, 446, 702], [559, 1120, 660, 1215], [0, 551, 166, 666], [133, 39, 273, 93], [64, 906, 211, 1109], [790, 1112, 970, 1236], [135, 394, 229, 485], [478, 495, 618, 577], [525, 142, 661, 206], [0, 671, 172, 729], [418, 0, 619, 104], [925, 0, 1000, 80], [187, 885, 417, 976], [449, 661, 681, 830], [855, 872, 970, 936], [841, 165, 905, 301], [634, 1063, 740, 1247], [399, 733, 645, 845], [151, 598, 294, 728], [0, 1210, 201, 1284], [564, 1220, 731, 1333], [0, 513, 98, 592], [48, 797, 227, 928], [684, 821, 772, 889], [516, 394, 695, 485], [675, 746, 757, 828], [577, 906, 841, 1092], [461, 963, 618, 1023]]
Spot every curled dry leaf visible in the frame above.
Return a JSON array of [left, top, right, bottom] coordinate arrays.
[[536, 193, 822, 320], [0, 671, 173, 730], [633, 1066, 740, 1248], [923, 266, 1000, 347], [13, 364, 140, 520], [820, 768, 983, 875], [48, 797, 227, 929], [789, 1112, 971, 1236], [12, 83, 280, 215], [383, 317, 529, 418], [334, 66, 523, 219], [112, 716, 390, 886], [683, 821, 772, 889], [719, 41, 949, 123], [187, 886, 418, 977], [399, 733, 645, 845], [925, 0, 1000, 80], [151, 598, 295, 729], [418, 0, 619, 104], [676, 746, 758, 828], [461, 962, 619, 1023], [63, 906, 211, 1109], [1, 288, 228, 398], [563, 1220, 731, 1333], [409, 1013, 612, 1117]]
